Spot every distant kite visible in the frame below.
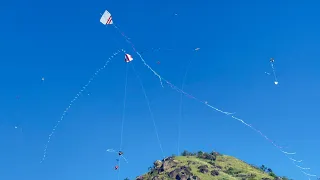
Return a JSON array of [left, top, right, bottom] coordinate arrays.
[[269, 58, 279, 85]]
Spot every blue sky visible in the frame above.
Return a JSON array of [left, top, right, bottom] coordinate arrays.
[[1, 0, 320, 179]]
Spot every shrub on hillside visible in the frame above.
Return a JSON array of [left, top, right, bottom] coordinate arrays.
[[181, 150, 196, 156], [204, 153, 216, 161], [181, 150, 190, 156]]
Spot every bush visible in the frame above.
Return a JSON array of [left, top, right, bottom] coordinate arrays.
[[181, 150, 195, 156], [182, 150, 189, 156], [197, 151, 204, 157], [260, 165, 267, 172], [204, 153, 216, 161]]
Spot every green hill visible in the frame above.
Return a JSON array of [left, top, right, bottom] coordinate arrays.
[[135, 150, 291, 180]]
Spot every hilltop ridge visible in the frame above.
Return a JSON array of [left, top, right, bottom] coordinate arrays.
[[134, 150, 291, 180]]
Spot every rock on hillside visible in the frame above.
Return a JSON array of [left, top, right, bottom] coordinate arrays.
[[135, 150, 291, 180]]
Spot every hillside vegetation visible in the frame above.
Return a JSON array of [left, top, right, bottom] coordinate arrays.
[[134, 150, 292, 180]]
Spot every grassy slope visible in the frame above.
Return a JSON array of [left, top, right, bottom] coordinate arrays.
[[139, 154, 277, 180]]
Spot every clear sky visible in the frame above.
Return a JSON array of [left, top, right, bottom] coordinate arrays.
[[1, 0, 320, 179]]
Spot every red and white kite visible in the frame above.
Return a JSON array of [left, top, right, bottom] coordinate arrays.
[[100, 10, 113, 25], [125, 54, 133, 63]]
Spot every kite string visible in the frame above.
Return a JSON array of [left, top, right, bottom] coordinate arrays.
[[117, 157, 121, 180], [111, 23, 317, 178], [119, 63, 129, 152], [270, 61, 278, 83], [40, 50, 121, 163], [177, 56, 193, 155], [117, 63, 129, 180], [131, 63, 165, 159], [113, 24, 137, 52]]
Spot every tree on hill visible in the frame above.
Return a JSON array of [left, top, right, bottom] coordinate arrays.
[[181, 150, 189, 156], [260, 165, 267, 171], [197, 151, 204, 157], [181, 150, 195, 156]]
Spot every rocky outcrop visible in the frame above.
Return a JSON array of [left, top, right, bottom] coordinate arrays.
[[210, 170, 219, 176], [198, 165, 209, 174], [157, 157, 178, 173], [168, 166, 194, 179], [154, 160, 162, 168], [140, 157, 201, 180]]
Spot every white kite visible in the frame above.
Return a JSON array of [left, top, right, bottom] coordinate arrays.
[[100, 10, 113, 25], [125, 54, 133, 63], [269, 58, 279, 85]]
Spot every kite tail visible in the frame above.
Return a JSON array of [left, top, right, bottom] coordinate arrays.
[[120, 155, 129, 163], [291, 161, 311, 170], [296, 165, 311, 170], [136, 52, 164, 87], [164, 80, 232, 115], [289, 157, 303, 163], [41, 50, 121, 163], [302, 171, 317, 177], [229, 116, 292, 151], [106, 149, 116, 153]]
